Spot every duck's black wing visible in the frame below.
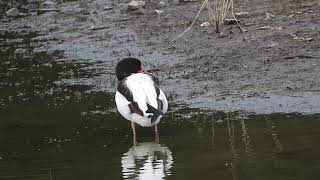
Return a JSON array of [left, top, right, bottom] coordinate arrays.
[[117, 79, 143, 116], [146, 74, 164, 123], [117, 74, 164, 122]]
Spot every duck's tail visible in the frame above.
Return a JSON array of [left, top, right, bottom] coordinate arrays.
[[146, 103, 164, 124]]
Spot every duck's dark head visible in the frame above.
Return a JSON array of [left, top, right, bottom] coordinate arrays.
[[116, 57, 144, 81]]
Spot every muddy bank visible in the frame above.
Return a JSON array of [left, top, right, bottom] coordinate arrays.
[[1, 0, 320, 114]]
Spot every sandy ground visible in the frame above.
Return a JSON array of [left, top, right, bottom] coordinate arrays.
[[1, 0, 320, 113]]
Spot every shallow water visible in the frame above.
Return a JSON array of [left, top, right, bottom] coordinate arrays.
[[2, 104, 320, 180], [1, 30, 320, 180]]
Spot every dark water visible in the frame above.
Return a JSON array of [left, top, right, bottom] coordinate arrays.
[[1, 31, 320, 180]]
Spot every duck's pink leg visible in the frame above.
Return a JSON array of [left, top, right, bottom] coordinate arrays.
[[131, 122, 136, 135], [154, 125, 159, 143], [131, 122, 137, 145], [154, 124, 158, 132]]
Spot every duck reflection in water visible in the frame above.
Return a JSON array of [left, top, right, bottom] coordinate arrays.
[[121, 138, 173, 180]]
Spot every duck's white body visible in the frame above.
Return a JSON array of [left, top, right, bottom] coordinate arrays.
[[115, 73, 168, 127]]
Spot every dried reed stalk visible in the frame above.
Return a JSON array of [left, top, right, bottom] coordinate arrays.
[[206, 0, 233, 33], [170, 0, 243, 43]]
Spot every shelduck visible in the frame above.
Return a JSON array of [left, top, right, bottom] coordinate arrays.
[[115, 57, 168, 136]]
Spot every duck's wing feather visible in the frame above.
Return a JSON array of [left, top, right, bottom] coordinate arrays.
[[149, 74, 160, 86], [128, 102, 143, 116], [117, 80, 144, 116], [146, 103, 163, 124], [150, 74, 168, 114], [118, 73, 167, 123], [117, 79, 133, 102]]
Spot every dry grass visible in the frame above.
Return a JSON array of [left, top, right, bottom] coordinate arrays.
[[170, 0, 243, 42], [206, 0, 233, 33]]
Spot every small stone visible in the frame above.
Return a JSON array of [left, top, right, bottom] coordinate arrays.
[[304, 38, 313, 41], [103, 6, 113, 10], [19, 13, 27, 17], [264, 12, 275, 20], [40, 0, 56, 9], [234, 12, 249, 18], [43, 63, 53, 68], [159, 1, 166, 8], [14, 48, 27, 54], [24, 3, 39, 11], [6, 8, 20, 17], [200, 21, 210, 27], [155, 9, 164, 14], [127, 1, 145, 11]]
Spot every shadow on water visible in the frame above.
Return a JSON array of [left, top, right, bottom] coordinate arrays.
[[1, 28, 320, 180]]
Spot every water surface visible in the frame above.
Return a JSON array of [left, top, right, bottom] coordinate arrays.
[[1, 29, 320, 180]]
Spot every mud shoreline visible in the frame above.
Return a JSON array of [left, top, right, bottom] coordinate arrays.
[[1, 0, 320, 114]]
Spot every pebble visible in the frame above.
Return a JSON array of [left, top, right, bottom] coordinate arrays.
[[6, 8, 20, 17], [24, 3, 39, 11], [127, 1, 145, 11], [14, 48, 27, 54], [234, 12, 249, 18], [40, 0, 56, 9], [43, 63, 53, 68], [265, 12, 275, 20], [159, 1, 166, 8], [155, 9, 164, 14]]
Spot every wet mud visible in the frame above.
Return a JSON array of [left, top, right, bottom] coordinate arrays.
[[1, 0, 320, 113]]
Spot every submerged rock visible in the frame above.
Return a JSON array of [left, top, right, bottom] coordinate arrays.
[[127, 1, 145, 11], [14, 48, 27, 55], [6, 8, 20, 17]]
